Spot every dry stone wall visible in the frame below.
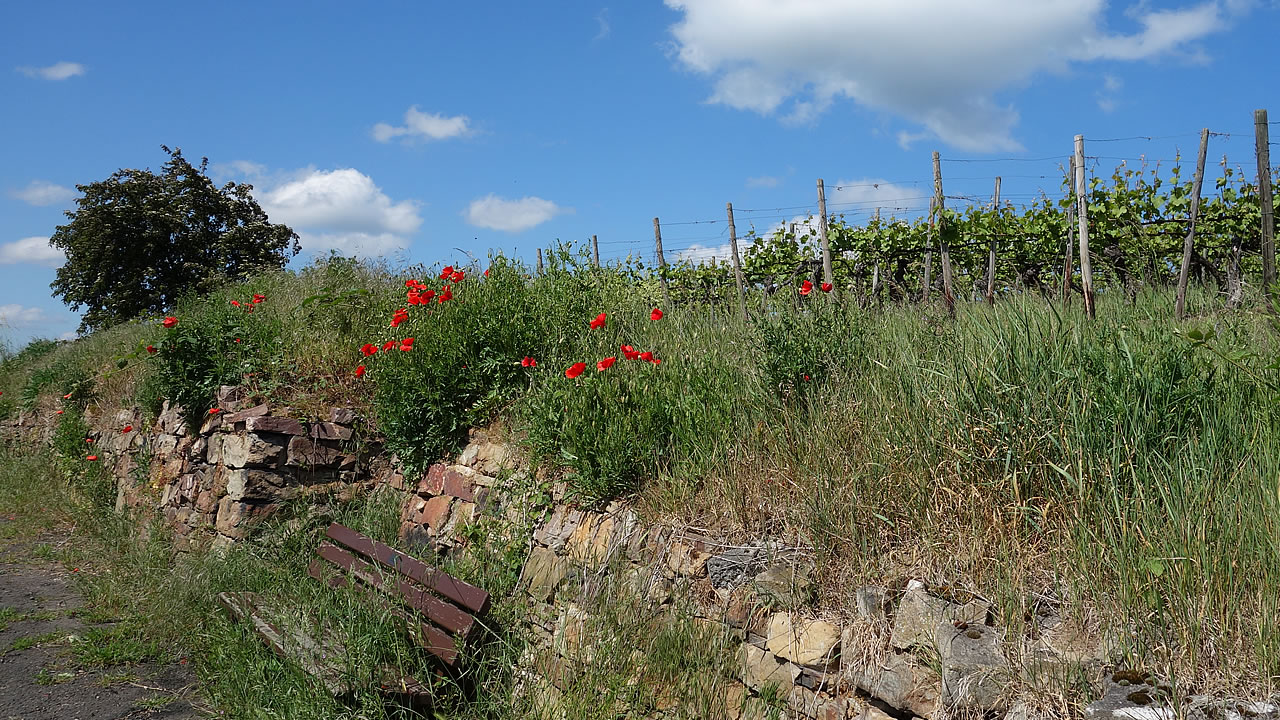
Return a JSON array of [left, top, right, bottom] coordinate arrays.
[[4, 386, 1276, 720]]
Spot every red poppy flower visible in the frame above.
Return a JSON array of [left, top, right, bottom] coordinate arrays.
[[565, 362, 587, 379], [521, 356, 537, 368], [56, 410, 64, 415], [650, 308, 663, 321], [440, 265, 454, 280], [207, 408, 221, 415], [63, 392, 72, 399], [639, 351, 654, 362], [800, 280, 813, 296], [234, 338, 241, 343], [422, 289, 436, 303], [597, 356, 617, 371], [399, 338, 415, 351], [121, 425, 133, 433], [391, 308, 409, 327], [483, 268, 490, 277], [85, 438, 93, 444], [590, 312, 607, 330], [621, 345, 641, 360], [86, 455, 98, 462], [146, 345, 156, 354], [803, 374, 811, 381], [252, 294, 266, 304], [438, 287, 453, 303], [650, 357, 662, 365], [163, 316, 178, 328], [361, 343, 377, 357], [230, 300, 241, 307], [450, 270, 465, 282], [382, 340, 396, 352], [820, 282, 832, 293], [405, 279, 420, 288], [355, 365, 366, 378], [407, 290, 421, 305]]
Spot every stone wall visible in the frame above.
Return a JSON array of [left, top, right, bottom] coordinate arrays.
[[4, 388, 1275, 720]]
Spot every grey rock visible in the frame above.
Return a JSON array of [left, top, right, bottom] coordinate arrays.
[[329, 407, 357, 424], [751, 563, 814, 610], [706, 546, 768, 589], [935, 621, 1010, 711], [1085, 674, 1174, 720], [889, 582, 988, 650], [855, 586, 889, 623]]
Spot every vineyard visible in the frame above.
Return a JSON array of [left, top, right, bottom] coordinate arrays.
[[599, 115, 1280, 318]]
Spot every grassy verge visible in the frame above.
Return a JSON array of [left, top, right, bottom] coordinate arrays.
[[3, 248, 1278, 699]]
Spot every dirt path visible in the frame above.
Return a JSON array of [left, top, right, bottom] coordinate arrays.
[[0, 523, 206, 720]]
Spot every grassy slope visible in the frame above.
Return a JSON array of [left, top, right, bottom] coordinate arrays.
[[2, 250, 1278, 702]]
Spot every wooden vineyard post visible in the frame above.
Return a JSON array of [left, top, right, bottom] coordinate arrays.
[[726, 202, 748, 322], [986, 176, 1001, 306], [592, 235, 600, 268], [922, 197, 935, 301], [817, 179, 834, 299], [536, 248, 544, 275], [1175, 128, 1210, 320], [1064, 157, 1075, 306], [653, 217, 671, 307], [1074, 135, 1095, 319], [1256, 110, 1276, 298], [933, 152, 955, 317]]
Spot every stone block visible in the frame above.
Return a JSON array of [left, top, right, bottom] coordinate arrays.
[[523, 546, 570, 602], [222, 403, 270, 424], [224, 468, 290, 502], [707, 546, 768, 590], [418, 464, 447, 495], [667, 540, 711, 577], [308, 421, 352, 441], [328, 407, 356, 424], [765, 613, 841, 668], [440, 467, 477, 501], [246, 415, 305, 436], [935, 621, 1010, 711], [442, 501, 476, 538], [1085, 673, 1174, 720], [847, 651, 941, 718], [417, 494, 454, 531], [208, 432, 286, 468], [752, 563, 813, 610], [889, 583, 988, 650], [739, 642, 798, 695], [286, 436, 344, 468]]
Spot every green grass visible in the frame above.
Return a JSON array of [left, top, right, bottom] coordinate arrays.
[[3, 248, 1279, 703], [8, 631, 63, 654]]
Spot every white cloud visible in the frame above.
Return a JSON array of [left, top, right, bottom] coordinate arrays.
[[372, 107, 472, 143], [594, 8, 612, 41], [664, 0, 1236, 151], [0, 236, 64, 267], [255, 168, 422, 256], [746, 175, 780, 188], [16, 61, 85, 80], [464, 194, 570, 232], [0, 304, 50, 329], [829, 179, 928, 214], [11, 180, 75, 207]]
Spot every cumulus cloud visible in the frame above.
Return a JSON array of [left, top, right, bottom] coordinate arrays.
[[829, 179, 929, 215], [11, 180, 76, 207], [372, 107, 473, 143], [0, 237, 64, 267], [664, 0, 1237, 151], [464, 194, 570, 233], [255, 168, 422, 256], [16, 61, 85, 80], [0, 304, 50, 329]]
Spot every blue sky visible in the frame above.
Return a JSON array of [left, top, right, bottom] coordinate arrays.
[[3, 0, 1277, 343]]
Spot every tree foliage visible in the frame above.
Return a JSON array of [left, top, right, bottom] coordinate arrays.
[[49, 147, 300, 331]]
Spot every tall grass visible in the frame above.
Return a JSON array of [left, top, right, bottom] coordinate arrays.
[[4, 248, 1278, 697]]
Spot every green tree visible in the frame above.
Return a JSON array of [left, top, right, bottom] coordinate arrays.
[[49, 146, 300, 331]]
